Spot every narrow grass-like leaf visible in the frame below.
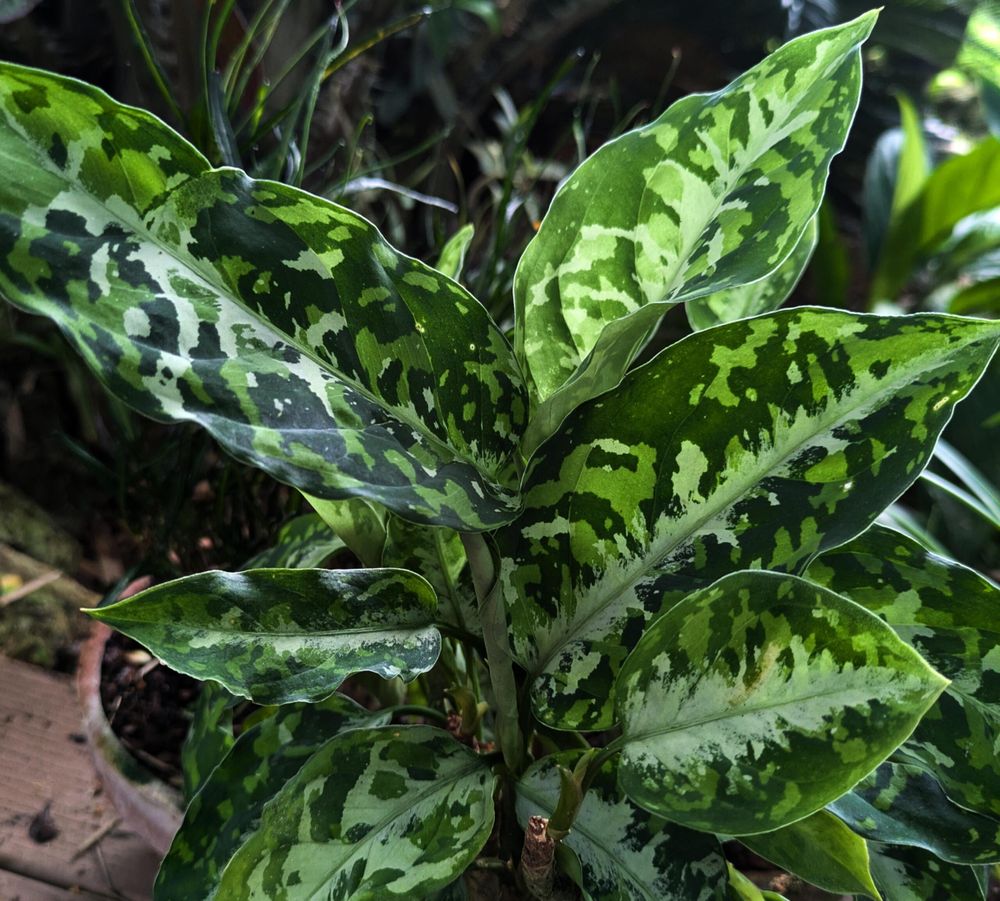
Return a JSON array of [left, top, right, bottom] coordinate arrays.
[[739, 811, 881, 899], [501, 308, 1000, 730], [614, 571, 947, 835], [515, 752, 728, 901], [829, 762, 1000, 865], [0, 62, 527, 531], [159, 694, 384, 901], [216, 725, 496, 900], [685, 216, 817, 332], [515, 13, 874, 444], [807, 525, 1000, 818], [867, 843, 988, 901], [85, 568, 440, 704]]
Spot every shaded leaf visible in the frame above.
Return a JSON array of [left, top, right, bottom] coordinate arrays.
[[180, 682, 235, 803], [516, 13, 874, 452], [807, 525, 1000, 818], [86, 568, 440, 704], [686, 216, 817, 332], [216, 725, 496, 900], [614, 571, 947, 835], [500, 308, 999, 730], [867, 843, 988, 901], [739, 810, 880, 899], [305, 493, 387, 567], [829, 761, 1000, 865], [515, 752, 728, 901], [158, 694, 384, 900], [242, 513, 345, 569], [0, 62, 527, 531]]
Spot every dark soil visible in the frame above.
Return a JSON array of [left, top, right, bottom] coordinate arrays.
[[100, 631, 199, 788]]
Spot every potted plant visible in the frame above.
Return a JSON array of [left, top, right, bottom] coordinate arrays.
[[2, 9, 999, 898]]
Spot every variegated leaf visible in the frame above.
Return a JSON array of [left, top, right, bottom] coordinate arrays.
[[0, 62, 527, 531], [159, 694, 384, 900], [242, 513, 345, 569], [685, 216, 817, 332], [515, 13, 874, 451], [614, 571, 947, 835], [180, 682, 235, 803], [515, 752, 728, 901], [739, 810, 880, 899], [85, 568, 440, 704], [829, 761, 1000, 865], [382, 516, 479, 635], [500, 308, 1000, 730], [304, 493, 388, 567], [867, 843, 989, 901], [807, 525, 1000, 817], [216, 725, 496, 900]]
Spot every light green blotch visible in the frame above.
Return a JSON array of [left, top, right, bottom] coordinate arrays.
[[672, 440, 709, 505]]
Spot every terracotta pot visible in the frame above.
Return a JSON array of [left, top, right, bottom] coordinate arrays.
[[77, 619, 184, 856]]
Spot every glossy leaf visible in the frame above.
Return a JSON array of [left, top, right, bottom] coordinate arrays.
[[515, 12, 874, 447], [807, 525, 1000, 817], [867, 843, 988, 901], [515, 752, 728, 901], [241, 513, 345, 569], [829, 761, 1000, 865], [0, 62, 527, 531], [158, 694, 384, 900], [872, 137, 1000, 303], [435, 223, 474, 281], [85, 568, 440, 704], [181, 682, 235, 803], [740, 811, 880, 899], [304, 493, 387, 567], [500, 308, 999, 730], [216, 725, 496, 900], [614, 571, 947, 835], [685, 216, 817, 332]]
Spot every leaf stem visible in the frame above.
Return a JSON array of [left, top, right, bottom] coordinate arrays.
[[461, 532, 524, 774]]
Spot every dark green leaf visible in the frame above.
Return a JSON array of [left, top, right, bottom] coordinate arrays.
[[242, 513, 345, 569], [181, 682, 235, 803], [867, 843, 988, 901], [86, 568, 440, 704]]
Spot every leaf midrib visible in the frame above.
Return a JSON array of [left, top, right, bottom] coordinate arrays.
[[6, 121, 498, 482], [531, 322, 992, 677]]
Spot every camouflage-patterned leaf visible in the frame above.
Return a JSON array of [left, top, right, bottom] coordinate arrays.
[[614, 571, 947, 835], [0, 62, 527, 531], [85, 568, 440, 704], [739, 810, 880, 899], [685, 216, 818, 332], [500, 308, 999, 730], [242, 513, 345, 569], [515, 752, 728, 901], [807, 525, 1000, 817], [304, 493, 387, 567], [828, 761, 1000, 865], [216, 725, 496, 900], [158, 694, 385, 901], [181, 682, 235, 803], [382, 516, 479, 635], [867, 843, 988, 901], [436, 223, 474, 281], [515, 13, 874, 447]]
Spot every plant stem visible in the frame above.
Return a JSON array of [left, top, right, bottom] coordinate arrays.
[[461, 532, 524, 774]]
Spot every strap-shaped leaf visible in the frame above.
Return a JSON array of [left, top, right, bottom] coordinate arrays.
[[614, 571, 947, 835], [85, 568, 440, 704], [514, 12, 874, 438], [867, 843, 988, 901], [241, 513, 346, 569], [0, 62, 526, 531], [216, 725, 496, 900], [807, 525, 1000, 817], [159, 694, 384, 901], [515, 752, 728, 901], [829, 761, 1000, 865], [685, 216, 817, 332], [739, 811, 881, 899], [500, 308, 1000, 730]]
